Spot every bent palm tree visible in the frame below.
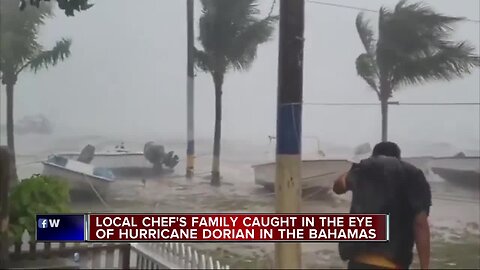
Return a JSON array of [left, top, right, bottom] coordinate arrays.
[[355, 0, 479, 141], [1, 1, 72, 183], [195, 0, 278, 185]]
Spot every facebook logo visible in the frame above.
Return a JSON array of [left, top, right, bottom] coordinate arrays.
[[38, 218, 48, 229], [37, 218, 60, 229]]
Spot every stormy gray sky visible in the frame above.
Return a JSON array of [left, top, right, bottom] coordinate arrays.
[[1, 0, 479, 151]]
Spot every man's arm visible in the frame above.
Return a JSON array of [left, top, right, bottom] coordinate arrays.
[[333, 172, 349, 194], [414, 211, 430, 269], [407, 169, 432, 269], [333, 163, 360, 194]]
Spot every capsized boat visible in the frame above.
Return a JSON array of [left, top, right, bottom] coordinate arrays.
[[430, 152, 480, 188], [42, 155, 115, 195]]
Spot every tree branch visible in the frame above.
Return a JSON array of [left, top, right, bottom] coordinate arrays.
[[15, 38, 71, 75]]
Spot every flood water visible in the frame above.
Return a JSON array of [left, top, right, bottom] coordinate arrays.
[[14, 134, 480, 269]]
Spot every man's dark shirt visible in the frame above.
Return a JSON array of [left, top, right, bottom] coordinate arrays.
[[338, 156, 432, 268]]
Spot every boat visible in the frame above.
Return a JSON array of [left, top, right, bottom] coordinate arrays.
[[57, 143, 149, 169], [42, 155, 115, 195], [252, 158, 353, 191], [402, 156, 434, 175], [429, 153, 480, 188], [55, 142, 180, 178], [252, 140, 437, 192], [252, 141, 372, 191]]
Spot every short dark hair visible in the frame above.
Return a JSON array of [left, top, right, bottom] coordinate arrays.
[[372, 141, 401, 159]]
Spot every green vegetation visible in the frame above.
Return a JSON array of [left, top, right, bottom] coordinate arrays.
[[355, 0, 479, 141], [194, 0, 278, 186], [8, 175, 70, 242]]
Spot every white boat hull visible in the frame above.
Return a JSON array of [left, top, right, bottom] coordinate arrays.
[[58, 152, 150, 169], [403, 156, 434, 175], [42, 163, 111, 195], [430, 157, 480, 172], [252, 159, 352, 191], [253, 156, 437, 191], [429, 157, 480, 188]]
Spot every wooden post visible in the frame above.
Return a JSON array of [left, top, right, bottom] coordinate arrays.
[[186, 0, 195, 178], [121, 244, 131, 269], [275, 0, 304, 269], [0, 146, 12, 268]]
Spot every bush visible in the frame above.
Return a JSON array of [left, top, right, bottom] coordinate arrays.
[[8, 174, 70, 242]]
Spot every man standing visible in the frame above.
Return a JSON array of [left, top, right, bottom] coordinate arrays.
[[333, 142, 432, 269]]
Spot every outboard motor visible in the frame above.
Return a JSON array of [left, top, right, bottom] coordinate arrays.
[[144, 142, 166, 172], [143, 142, 180, 172], [144, 142, 166, 165], [77, 144, 95, 164], [164, 151, 179, 169]]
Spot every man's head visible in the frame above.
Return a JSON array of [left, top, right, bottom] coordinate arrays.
[[372, 141, 401, 159]]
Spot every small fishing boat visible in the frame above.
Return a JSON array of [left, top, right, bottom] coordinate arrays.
[[252, 141, 371, 192], [42, 155, 115, 195], [57, 143, 149, 169], [252, 140, 438, 191], [430, 153, 480, 188], [402, 156, 434, 175], [55, 142, 180, 177], [252, 158, 353, 191]]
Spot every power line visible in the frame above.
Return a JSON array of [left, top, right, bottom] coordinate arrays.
[[308, 0, 377, 13], [303, 102, 480, 106], [307, 0, 480, 23]]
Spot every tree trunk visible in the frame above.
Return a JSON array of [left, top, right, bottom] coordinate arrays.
[[5, 83, 18, 184], [211, 73, 223, 186], [0, 147, 12, 268], [380, 97, 388, 142]]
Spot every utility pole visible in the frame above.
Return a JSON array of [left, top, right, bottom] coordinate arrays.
[[0, 87, 2, 145], [0, 84, 2, 145], [275, 0, 304, 269], [186, 0, 195, 178]]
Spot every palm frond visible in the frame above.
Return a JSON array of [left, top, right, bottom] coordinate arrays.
[[356, 53, 379, 93], [375, 1, 478, 90], [376, 6, 393, 71], [56, 0, 94, 16], [356, 12, 376, 55], [197, 0, 278, 75], [395, 0, 463, 31], [27, 38, 71, 73], [392, 41, 480, 86], [380, 0, 465, 59], [193, 47, 212, 73], [1, 0, 52, 70], [228, 15, 278, 71]]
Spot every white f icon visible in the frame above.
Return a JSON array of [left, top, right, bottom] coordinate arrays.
[[42, 219, 48, 228]]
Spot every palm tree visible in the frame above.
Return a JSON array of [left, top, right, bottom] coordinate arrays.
[[194, 0, 278, 185], [1, 1, 72, 182], [19, 0, 93, 17], [355, 0, 479, 141]]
